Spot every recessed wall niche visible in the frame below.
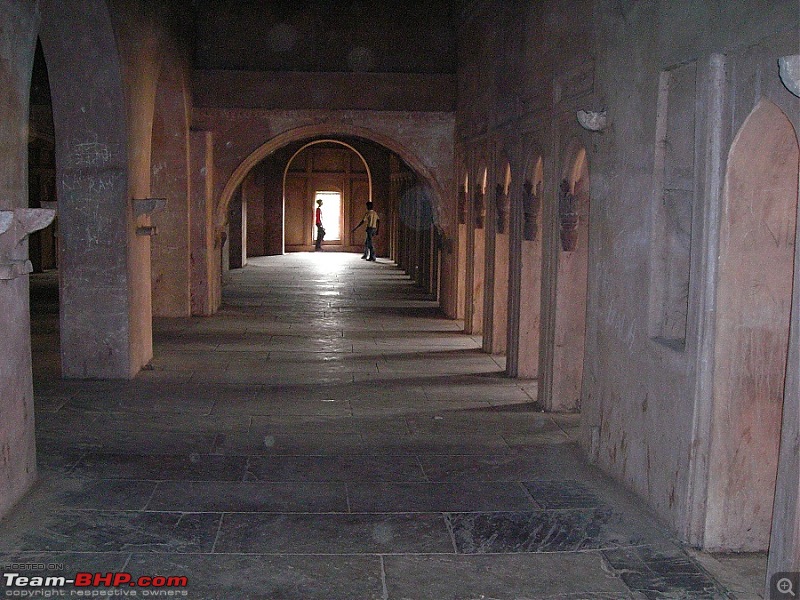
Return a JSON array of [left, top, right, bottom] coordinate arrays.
[[648, 60, 698, 350]]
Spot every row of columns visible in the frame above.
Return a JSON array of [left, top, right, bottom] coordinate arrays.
[[389, 161, 439, 296]]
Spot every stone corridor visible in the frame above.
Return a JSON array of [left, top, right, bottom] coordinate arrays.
[[2, 254, 751, 598]]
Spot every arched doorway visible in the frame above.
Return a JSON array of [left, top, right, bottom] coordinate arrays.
[[282, 140, 373, 253], [28, 38, 60, 381], [550, 148, 590, 412], [704, 100, 799, 551]]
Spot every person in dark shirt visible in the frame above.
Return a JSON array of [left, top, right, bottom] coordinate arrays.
[[315, 198, 325, 251], [352, 201, 379, 261]]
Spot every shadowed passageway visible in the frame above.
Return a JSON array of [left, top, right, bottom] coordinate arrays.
[[3, 254, 743, 598]]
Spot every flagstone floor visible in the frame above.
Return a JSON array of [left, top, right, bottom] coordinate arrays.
[[1, 253, 763, 599]]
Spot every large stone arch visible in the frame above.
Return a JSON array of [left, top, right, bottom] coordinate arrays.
[[216, 123, 447, 233]]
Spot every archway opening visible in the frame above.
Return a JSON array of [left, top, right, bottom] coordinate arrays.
[[28, 38, 60, 381], [282, 140, 372, 253], [705, 100, 799, 553], [223, 135, 440, 298]]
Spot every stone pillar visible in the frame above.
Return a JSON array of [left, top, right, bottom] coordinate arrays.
[[227, 188, 245, 269], [491, 182, 510, 354], [465, 185, 486, 336], [506, 181, 523, 377], [482, 182, 497, 353], [190, 129, 217, 315], [516, 179, 544, 378], [151, 60, 191, 316], [0, 0, 41, 518], [40, 0, 142, 378]]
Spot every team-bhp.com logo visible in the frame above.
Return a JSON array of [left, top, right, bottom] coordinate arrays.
[[3, 572, 188, 597]]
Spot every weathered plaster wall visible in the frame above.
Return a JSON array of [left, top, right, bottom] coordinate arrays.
[[0, 0, 40, 519], [191, 0, 456, 74], [193, 71, 456, 113], [584, 0, 800, 544]]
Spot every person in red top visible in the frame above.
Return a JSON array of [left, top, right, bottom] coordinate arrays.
[[315, 198, 325, 251]]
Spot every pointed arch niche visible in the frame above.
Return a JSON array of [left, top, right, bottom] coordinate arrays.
[[703, 100, 799, 551]]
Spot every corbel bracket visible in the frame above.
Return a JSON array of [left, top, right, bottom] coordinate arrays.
[[779, 55, 800, 98], [577, 109, 608, 132], [136, 226, 158, 237], [0, 208, 56, 280], [133, 198, 166, 217]]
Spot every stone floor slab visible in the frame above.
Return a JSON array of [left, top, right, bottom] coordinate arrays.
[[214, 513, 453, 554], [0, 510, 220, 553], [349, 482, 537, 513], [244, 455, 427, 482], [448, 509, 644, 553], [147, 481, 349, 513], [384, 553, 635, 599], [125, 553, 385, 600]]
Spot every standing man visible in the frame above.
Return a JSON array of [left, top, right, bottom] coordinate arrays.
[[315, 198, 325, 251], [352, 201, 379, 261]]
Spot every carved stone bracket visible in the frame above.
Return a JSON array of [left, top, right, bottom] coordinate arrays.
[[0, 208, 56, 280], [495, 183, 509, 234], [522, 180, 542, 242], [558, 179, 579, 251], [474, 191, 485, 229], [577, 109, 608, 132], [457, 185, 467, 225], [136, 226, 158, 237], [132, 198, 166, 237], [779, 55, 800, 98], [133, 197, 167, 217]]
